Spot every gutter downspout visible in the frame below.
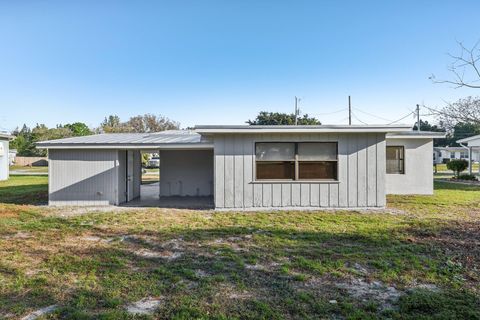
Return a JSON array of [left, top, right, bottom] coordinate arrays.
[[459, 142, 472, 175]]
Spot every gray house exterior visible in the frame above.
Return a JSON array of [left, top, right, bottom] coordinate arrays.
[[0, 133, 13, 181], [37, 125, 444, 209]]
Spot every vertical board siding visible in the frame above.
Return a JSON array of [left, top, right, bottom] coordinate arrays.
[[214, 132, 386, 209], [49, 149, 119, 205], [376, 134, 387, 206], [214, 135, 225, 208]]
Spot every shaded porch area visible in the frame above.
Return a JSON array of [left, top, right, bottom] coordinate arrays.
[[122, 182, 214, 209]]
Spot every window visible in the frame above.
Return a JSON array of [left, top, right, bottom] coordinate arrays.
[[255, 142, 338, 180], [386, 146, 404, 174], [450, 152, 455, 159], [460, 151, 469, 159]]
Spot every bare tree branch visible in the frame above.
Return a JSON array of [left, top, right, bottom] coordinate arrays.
[[430, 40, 480, 89]]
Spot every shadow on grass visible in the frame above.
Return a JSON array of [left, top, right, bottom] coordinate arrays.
[[434, 180, 480, 191], [2, 220, 479, 319], [0, 183, 48, 205]]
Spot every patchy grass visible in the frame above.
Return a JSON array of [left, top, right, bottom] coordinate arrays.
[[0, 176, 479, 319], [0, 175, 48, 204]]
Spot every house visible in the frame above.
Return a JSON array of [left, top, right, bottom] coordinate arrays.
[[433, 146, 480, 164], [457, 134, 480, 175], [0, 133, 13, 181], [36, 125, 445, 209], [9, 149, 17, 166]]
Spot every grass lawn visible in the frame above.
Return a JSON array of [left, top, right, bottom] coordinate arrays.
[[0, 176, 479, 319], [434, 163, 480, 172], [9, 165, 49, 174]]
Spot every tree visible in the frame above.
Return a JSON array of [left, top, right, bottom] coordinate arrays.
[[430, 40, 480, 89], [100, 115, 131, 133], [247, 111, 321, 125], [429, 97, 480, 129], [99, 114, 180, 133], [447, 159, 468, 178], [64, 122, 92, 136], [412, 120, 447, 147]]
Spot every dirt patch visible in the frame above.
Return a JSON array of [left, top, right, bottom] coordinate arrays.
[[336, 278, 401, 309], [126, 297, 162, 315], [20, 305, 58, 320]]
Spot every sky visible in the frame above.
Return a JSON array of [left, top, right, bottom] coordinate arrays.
[[0, 0, 479, 132]]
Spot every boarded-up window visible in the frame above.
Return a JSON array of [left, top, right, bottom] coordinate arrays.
[[386, 146, 404, 174], [256, 142, 338, 180]]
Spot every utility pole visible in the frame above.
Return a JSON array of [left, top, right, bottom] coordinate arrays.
[[416, 104, 420, 132], [294, 96, 300, 125], [348, 96, 352, 125]]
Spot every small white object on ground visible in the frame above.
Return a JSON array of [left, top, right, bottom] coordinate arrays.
[[21, 305, 58, 320], [126, 297, 162, 315]]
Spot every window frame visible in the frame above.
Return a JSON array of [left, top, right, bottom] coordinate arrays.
[[254, 141, 339, 181], [386, 145, 405, 175]]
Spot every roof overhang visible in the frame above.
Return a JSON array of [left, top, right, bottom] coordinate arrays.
[[0, 133, 14, 140], [386, 131, 446, 139], [457, 134, 480, 146], [195, 124, 413, 134], [36, 143, 214, 150]]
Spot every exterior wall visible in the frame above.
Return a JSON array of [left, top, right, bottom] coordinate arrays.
[[0, 139, 9, 181], [386, 138, 433, 195], [213, 133, 386, 209], [49, 149, 120, 205], [160, 150, 214, 197], [117, 150, 126, 204], [133, 150, 142, 199]]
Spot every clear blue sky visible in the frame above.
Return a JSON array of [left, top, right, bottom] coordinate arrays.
[[0, 0, 479, 131]]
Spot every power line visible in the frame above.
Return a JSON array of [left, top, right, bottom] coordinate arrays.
[[310, 108, 348, 116], [352, 107, 393, 123], [351, 111, 369, 125], [387, 111, 415, 125]]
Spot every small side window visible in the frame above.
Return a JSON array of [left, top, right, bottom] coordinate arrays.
[[386, 146, 404, 174]]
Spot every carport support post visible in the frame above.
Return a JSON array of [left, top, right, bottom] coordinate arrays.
[[469, 147, 473, 175]]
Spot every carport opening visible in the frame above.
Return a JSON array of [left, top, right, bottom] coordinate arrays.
[[124, 149, 214, 209]]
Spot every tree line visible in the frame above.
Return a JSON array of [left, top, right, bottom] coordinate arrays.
[[10, 114, 179, 156]]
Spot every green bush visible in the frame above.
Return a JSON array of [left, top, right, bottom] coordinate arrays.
[[446, 159, 468, 178], [457, 174, 478, 181]]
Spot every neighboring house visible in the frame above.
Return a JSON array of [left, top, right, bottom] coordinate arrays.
[[36, 125, 445, 208], [433, 146, 480, 164], [457, 134, 480, 175], [0, 133, 13, 181], [8, 149, 17, 166]]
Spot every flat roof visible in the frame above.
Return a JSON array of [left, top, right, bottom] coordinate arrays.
[[0, 133, 13, 140], [37, 130, 213, 149], [386, 131, 446, 139], [195, 124, 413, 134], [457, 134, 480, 143]]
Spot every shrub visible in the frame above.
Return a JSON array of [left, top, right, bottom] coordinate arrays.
[[446, 159, 468, 178], [457, 174, 478, 181]]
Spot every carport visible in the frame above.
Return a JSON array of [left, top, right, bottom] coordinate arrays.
[[37, 131, 214, 207], [457, 134, 480, 176]]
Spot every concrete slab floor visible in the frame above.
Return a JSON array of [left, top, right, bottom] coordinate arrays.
[[122, 182, 214, 209]]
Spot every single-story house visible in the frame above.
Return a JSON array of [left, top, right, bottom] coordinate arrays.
[[457, 134, 480, 175], [433, 146, 480, 164], [36, 125, 445, 209], [0, 133, 13, 181], [8, 149, 17, 166]]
